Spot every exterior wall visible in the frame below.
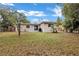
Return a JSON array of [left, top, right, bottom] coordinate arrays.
[[29, 25, 39, 32], [40, 23, 52, 32], [29, 25, 35, 32], [17, 24, 37, 32], [15, 24, 30, 32], [16, 23, 53, 32], [15, 26, 18, 32], [20, 25, 27, 32]]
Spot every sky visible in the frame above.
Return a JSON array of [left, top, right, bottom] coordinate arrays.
[[0, 3, 64, 23]]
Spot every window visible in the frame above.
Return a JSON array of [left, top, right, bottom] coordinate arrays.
[[48, 24, 51, 27], [26, 25, 30, 28], [34, 25, 38, 30]]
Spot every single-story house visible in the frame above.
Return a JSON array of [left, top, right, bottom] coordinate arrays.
[[0, 21, 64, 32], [19, 21, 54, 32]]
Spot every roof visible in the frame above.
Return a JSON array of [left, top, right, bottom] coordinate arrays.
[[29, 22, 40, 25], [40, 21, 54, 25], [19, 21, 54, 26], [20, 23, 30, 25]]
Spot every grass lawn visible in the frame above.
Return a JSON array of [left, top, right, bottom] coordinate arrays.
[[0, 32, 79, 56]]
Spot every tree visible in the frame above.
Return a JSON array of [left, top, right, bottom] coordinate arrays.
[[63, 18, 72, 32], [1, 19, 13, 31], [0, 6, 30, 32], [56, 17, 62, 26], [14, 12, 30, 36], [19, 13, 30, 23], [62, 4, 79, 33]]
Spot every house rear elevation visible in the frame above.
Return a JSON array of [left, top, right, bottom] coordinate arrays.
[[20, 21, 54, 32]]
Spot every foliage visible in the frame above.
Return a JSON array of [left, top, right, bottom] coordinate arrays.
[[0, 6, 30, 31], [62, 4, 79, 32], [1, 20, 13, 31], [19, 13, 30, 23], [56, 17, 62, 26]]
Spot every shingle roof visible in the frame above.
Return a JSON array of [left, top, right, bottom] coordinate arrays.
[[40, 21, 54, 25], [20, 21, 54, 25]]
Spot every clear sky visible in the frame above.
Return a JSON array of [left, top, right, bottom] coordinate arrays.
[[0, 3, 64, 23]]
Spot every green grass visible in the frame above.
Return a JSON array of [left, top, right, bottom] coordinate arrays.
[[0, 32, 79, 56]]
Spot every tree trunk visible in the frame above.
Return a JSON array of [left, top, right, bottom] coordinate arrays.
[[65, 28, 68, 33], [17, 23, 21, 37], [69, 29, 73, 33]]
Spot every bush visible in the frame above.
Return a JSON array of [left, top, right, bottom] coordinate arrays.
[[52, 29, 58, 33]]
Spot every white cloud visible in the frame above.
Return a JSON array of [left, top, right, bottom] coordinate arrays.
[[42, 19, 50, 22], [33, 3, 37, 6], [17, 10, 46, 16], [17, 10, 26, 14], [1, 3, 14, 6], [31, 19, 39, 23], [48, 5, 62, 17], [31, 18, 50, 23]]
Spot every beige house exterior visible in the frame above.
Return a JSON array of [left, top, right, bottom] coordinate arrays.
[[19, 22, 54, 32], [39, 22, 53, 32]]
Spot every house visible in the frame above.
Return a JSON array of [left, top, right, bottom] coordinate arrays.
[[19, 21, 54, 32], [39, 22, 53, 32], [0, 21, 64, 32]]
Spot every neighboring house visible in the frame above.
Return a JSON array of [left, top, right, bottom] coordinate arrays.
[[19, 21, 54, 32]]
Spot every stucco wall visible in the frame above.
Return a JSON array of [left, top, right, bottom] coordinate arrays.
[[19, 23, 53, 32], [29, 25, 35, 32], [40, 23, 52, 32], [20, 25, 27, 32]]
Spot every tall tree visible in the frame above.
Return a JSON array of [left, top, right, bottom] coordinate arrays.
[[56, 17, 62, 26], [0, 6, 30, 32], [62, 3, 79, 33]]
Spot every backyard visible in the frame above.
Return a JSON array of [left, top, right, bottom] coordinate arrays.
[[0, 32, 79, 56]]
